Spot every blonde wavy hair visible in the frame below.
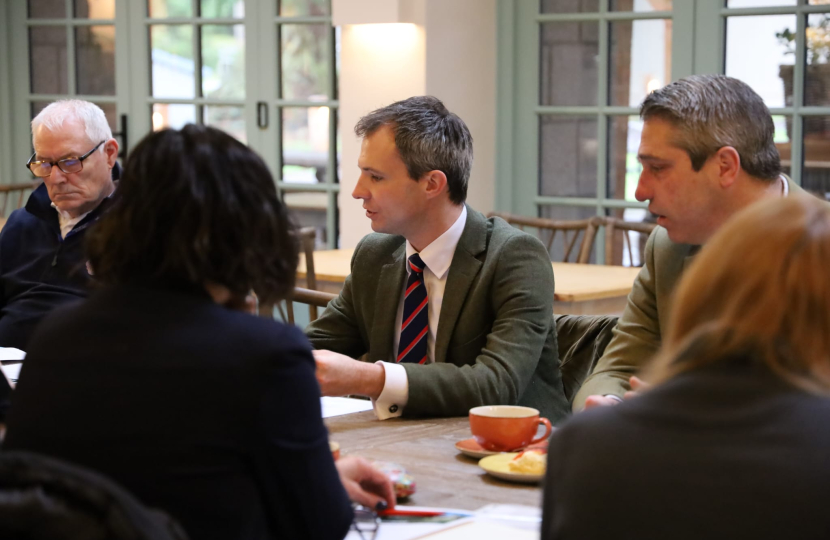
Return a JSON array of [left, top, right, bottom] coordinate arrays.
[[647, 195, 830, 393]]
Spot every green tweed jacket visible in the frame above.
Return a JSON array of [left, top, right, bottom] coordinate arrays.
[[306, 206, 570, 422], [573, 177, 807, 409]]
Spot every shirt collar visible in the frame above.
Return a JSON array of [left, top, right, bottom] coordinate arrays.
[[405, 205, 467, 280]]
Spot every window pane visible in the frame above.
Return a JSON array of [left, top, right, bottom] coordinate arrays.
[[74, 0, 114, 18], [284, 192, 329, 245], [279, 0, 329, 17], [610, 0, 672, 11], [152, 103, 196, 130], [30, 27, 68, 94], [771, 114, 793, 181], [539, 116, 597, 197], [281, 24, 329, 101], [94, 101, 117, 132], [727, 0, 796, 6], [148, 0, 192, 17], [804, 14, 830, 106], [607, 115, 642, 201], [201, 25, 245, 99], [31, 101, 51, 120], [538, 205, 598, 263], [540, 22, 598, 106], [76, 26, 115, 95], [204, 105, 245, 143], [200, 0, 244, 17], [540, 0, 598, 14], [609, 19, 671, 107], [150, 25, 195, 99], [282, 107, 330, 183], [797, 115, 830, 201], [725, 15, 796, 108], [28, 0, 65, 19]]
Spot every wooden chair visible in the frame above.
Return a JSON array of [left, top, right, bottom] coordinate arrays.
[[488, 212, 600, 264], [0, 181, 40, 217], [601, 217, 657, 267], [283, 287, 336, 325], [259, 226, 319, 322]]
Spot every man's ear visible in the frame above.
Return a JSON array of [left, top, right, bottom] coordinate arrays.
[[714, 146, 741, 188], [422, 170, 448, 200], [104, 138, 120, 168]]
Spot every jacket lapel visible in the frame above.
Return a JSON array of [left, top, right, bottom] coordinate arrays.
[[434, 207, 486, 365], [370, 242, 407, 361]]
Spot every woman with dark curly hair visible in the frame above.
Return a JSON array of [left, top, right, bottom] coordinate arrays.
[[4, 125, 393, 540]]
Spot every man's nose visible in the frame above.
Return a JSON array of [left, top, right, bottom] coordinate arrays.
[[48, 166, 68, 184], [634, 172, 650, 202], [352, 176, 368, 200]]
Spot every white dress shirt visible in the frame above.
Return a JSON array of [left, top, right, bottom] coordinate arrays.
[[372, 206, 467, 420]]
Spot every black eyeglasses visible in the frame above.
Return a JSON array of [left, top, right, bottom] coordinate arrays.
[[26, 140, 105, 178], [351, 506, 380, 540]]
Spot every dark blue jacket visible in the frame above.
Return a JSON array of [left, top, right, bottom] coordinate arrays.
[[0, 165, 119, 351], [0, 164, 119, 420]]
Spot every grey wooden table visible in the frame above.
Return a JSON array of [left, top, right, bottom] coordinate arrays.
[[325, 411, 543, 511]]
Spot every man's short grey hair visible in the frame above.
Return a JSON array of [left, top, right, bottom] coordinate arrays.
[[31, 99, 113, 151], [640, 74, 781, 181], [355, 96, 473, 205]]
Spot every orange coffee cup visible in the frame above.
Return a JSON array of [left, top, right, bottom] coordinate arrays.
[[469, 405, 552, 452], [329, 441, 340, 461]]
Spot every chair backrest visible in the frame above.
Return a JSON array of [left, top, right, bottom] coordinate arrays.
[[555, 314, 619, 404], [601, 217, 657, 267], [258, 226, 318, 322], [488, 212, 599, 264], [284, 287, 336, 326], [0, 181, 40, 217], [0, 450, 189, 540]]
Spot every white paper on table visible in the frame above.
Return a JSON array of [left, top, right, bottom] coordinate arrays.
[[0, 347, 26, 389], [321, 396, 373, 418], [343, 504, 540, 540]]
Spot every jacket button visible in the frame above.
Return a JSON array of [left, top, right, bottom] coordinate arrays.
[[389, 404, 398, 414]]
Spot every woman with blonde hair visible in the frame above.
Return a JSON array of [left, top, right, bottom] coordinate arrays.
[[542, 195, 830, 540]]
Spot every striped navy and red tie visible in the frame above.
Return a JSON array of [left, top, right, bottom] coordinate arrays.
[[397, 253, 429, 364]]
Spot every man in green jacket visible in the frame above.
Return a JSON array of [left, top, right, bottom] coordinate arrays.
[[575, 74, 807, 411], [306, 96, 570, 422]]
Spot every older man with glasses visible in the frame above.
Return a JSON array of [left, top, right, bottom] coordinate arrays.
[[0, 99, 119, 356]]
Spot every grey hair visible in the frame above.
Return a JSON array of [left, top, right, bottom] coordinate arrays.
[[640, 74, 781, 181], [31, 100, 113, 151], [355, 96, 473, 205]]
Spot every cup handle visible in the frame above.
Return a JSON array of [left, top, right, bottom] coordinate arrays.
[[528, 417, 552, 446]]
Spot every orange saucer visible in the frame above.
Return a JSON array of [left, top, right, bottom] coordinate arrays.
[[454, 437, 548, 459]]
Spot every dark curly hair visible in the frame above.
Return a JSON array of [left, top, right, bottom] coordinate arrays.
[[86, 124, 297, 304]]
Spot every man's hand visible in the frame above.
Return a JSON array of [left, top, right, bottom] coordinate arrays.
[[583, 375, 651, 410], [583, 394, 622, 410], [335, 456, 396, 510], [623, 375, 650, 400], [313, 350, 385, 399]]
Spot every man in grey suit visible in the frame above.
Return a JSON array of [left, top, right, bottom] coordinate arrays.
[[575, 74, 807, 411], [307, 96, 570, 422]]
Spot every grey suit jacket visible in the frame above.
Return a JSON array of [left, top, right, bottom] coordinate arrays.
[[306, 206, 570, 422], [574, 177, 808, 408]]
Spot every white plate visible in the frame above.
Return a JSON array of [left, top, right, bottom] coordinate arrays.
[[478, 453, 544, 484]]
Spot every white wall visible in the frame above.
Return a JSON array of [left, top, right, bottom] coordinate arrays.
[[425, 0, 496, 220], [336, 0, 497, 248]]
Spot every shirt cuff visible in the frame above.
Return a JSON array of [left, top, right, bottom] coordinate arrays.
[[372, 361, 409, 420]]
